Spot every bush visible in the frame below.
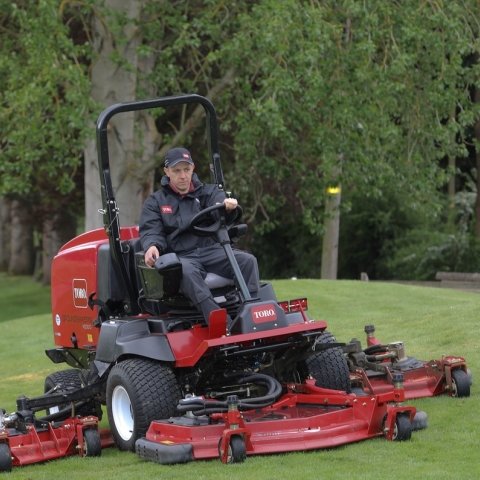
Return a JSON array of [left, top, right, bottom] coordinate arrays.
[[338, 186, 480, 281], [385, 230, 480, 280]]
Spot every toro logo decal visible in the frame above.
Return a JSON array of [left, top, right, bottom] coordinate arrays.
[[73, 279, 88, 308], [251, 304, 277, 324]]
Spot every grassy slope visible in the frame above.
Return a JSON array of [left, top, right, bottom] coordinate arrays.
[[1, 276, 478, 479], [0, 272, 51, 323]]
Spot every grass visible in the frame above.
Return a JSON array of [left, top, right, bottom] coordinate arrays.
[[0, 272, 51, 323], [0, 275, 479, 479]]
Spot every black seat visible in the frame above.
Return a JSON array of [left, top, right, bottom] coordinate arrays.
[[135, 251, 235, 301]]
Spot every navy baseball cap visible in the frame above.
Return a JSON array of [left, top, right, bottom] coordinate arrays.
[[165, 147, 194, 167]]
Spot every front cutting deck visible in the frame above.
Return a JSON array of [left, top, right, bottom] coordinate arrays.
[[136, 381, 416, 464]]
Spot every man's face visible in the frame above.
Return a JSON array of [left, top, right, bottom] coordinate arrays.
[[164, 161, 195, 194]]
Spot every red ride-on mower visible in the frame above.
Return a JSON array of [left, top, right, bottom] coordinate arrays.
[[345, 325, 472, 399], [1, 95, 425, 471]]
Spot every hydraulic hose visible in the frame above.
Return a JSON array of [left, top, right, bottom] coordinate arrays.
[[363, 344, 389, 355], [177, 372, 283, 416], [36, 400, 89, 423]]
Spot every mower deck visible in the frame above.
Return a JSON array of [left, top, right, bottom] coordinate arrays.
[[352, 356, 468, 399], [136, 380, 416, 464], [0, 416, 114, 472], [347, 325, 471, 399]]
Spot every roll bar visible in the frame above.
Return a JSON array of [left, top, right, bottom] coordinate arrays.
[[95, 94, 225, 315]]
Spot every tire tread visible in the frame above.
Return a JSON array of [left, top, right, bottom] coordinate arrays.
[[107, 358, 181, 451], [304, 331, 352, 392]]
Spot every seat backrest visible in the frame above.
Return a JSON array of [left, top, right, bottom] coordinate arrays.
[[125, 238, 144, 296], [96, 238, 144, 312]]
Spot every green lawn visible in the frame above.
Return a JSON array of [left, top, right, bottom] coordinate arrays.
[[0, 272, 51, 323], [0, 275, 478, 479]]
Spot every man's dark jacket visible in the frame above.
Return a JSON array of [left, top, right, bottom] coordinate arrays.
[[139, 173, 231, 255]]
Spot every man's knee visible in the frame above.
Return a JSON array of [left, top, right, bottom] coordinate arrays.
[[179, 259, 211, 303], [180, 258, 205, 280], [236, 250, 255, 265], [234, 252, 259, 289], [240, 252, 258, 274]]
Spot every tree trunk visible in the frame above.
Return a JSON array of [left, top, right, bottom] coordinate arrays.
[[42, 212, 77, 286], [321, 187, 341, 280], [84, 0, 159, 232], [475, 82, 480, 237], [83, 3, 237, 233], [8, 199, 35, 275], [0, 197, 11, 271]]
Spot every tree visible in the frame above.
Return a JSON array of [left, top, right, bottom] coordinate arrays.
[[0, 198, 10, 271], [210, 0, 480, 277], [83, 0, 242, 231], [84, 0, 159, 231], [2, 0, 480, 282], [0, 0, 91, 281]]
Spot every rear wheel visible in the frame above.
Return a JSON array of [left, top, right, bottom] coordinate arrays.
[[451, 369, 470, 397], [106, 358, 181, 452], [44, 369, 102, 420], [303, 331, 351, 392]]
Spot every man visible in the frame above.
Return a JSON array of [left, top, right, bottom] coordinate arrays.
[[139, 147, 260, 327]]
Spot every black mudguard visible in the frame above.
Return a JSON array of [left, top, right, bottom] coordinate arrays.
[[95, 318, 175, 363]]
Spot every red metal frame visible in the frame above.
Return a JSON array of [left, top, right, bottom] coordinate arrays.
[[166, 319, 328, 367]]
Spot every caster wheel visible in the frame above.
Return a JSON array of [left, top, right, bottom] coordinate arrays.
[[218, 435, 246, 464]]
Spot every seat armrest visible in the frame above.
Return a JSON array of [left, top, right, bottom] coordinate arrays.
[[154, 253, 182, 273]]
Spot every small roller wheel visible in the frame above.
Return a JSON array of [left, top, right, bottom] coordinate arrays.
[[391, 413, 412, 441], [412, 410, 428, 431], [0, 443, 12, 473], [218, 435, 246, 464], [83, 428, 102, 457], [451, 369, 470, 398]]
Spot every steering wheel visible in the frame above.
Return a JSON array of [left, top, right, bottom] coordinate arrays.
[[189, 203, 243, 237]]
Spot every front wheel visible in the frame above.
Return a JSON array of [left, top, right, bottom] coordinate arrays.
[[106, 358, 181, 452]]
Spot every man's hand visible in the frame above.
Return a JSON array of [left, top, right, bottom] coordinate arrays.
[[223, 197, 238, 211], [145, 245, 160, 268]]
